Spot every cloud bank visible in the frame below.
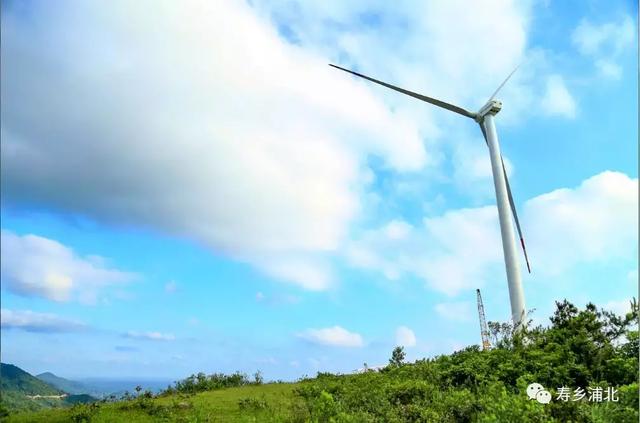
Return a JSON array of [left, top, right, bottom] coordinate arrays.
[[0, 230, 135, 303], [347, 171, 638, 295], [298, 326, 364, 347], [572, 15, 635, 80], [1, 0, 426, 291], [0, 309, 87, 333], [1, 0, 577, 291]]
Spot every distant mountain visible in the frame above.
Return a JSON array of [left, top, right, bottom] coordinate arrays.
[[1, 363, 62, 396], [36, 372, 92, 396], [0, 363, 95, 413]]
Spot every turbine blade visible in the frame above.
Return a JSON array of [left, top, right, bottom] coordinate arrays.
[[329, 64, 476, 119], [480, 121, 488, 146], [486, 63, 520, 103], [501, 158, 531, 273], [478, 122, 531, 273]]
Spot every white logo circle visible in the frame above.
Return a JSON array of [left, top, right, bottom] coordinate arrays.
[[535, 390, 552, 404], [526, 383, 544, 400]]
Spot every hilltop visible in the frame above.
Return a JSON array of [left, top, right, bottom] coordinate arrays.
[[2, 300, 638, 422], [0, 363, 64, 413], [35, 373, 91, 396], [0, 364, 96, 415]]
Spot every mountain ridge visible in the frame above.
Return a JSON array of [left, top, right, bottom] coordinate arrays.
[[36, 371, 93, 396], [0, 363, 96, 413]]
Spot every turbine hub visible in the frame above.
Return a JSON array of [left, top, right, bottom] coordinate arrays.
[[475, 100, 502, 122]]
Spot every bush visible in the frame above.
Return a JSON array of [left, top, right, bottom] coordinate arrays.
[[238, 396, 268, 411], [293, 300, 639, 422], [69, 403, 100, 423], [170, 371, 251, 394]]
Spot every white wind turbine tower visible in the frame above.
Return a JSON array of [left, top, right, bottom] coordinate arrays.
[[330, 63, 531, 327]]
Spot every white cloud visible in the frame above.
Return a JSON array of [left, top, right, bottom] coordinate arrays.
[[383, 220, 412, 241], [571, 15, 635, 79], [346, 171, 637, 295], [347, 207, 503, 295], [298, 325, 364, 347], [435, 302, 474, 322], [541, 75, 576, 118], [602, 299, 634, 317], [572, 16, 635, 56], [0, 230, 135, 303], [0, 309, 87, 333], [255, 0, 580, 126], [418, 207, 504, 294], [524, 171, 637, 275], [0, 1, 589, 294], [255, 0, 532, 108], [256, 256, 334, 291], [595, 60, 622, 80], [124, 331, 175, 341], [395, 326, 417, 347], [452, 135, 515, 200], [0, 0, 428, 291]]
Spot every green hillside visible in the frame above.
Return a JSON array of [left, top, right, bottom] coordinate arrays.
[[36, 373, 91, 396], [0, 363, 64, 413], [3, 300, 638, 422], [1, 364, 62, 396], [0, 364, 96, 415]]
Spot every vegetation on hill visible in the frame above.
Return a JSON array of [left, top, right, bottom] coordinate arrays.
[[2, 299, 638, 422], [289, 299, 638, 422], [36, 373, 92, 396], [1, 364, 62, 397], [0, 363, 63, 414], [0, 364, 97, 416]]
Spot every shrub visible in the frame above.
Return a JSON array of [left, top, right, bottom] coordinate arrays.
[[237, 396, 268, 411], [69, 403, 100, 423], [294, 300, 639, 422], [170, 371, 251, 394]]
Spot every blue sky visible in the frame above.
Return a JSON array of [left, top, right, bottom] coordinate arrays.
[[1, 0, 637, 381]]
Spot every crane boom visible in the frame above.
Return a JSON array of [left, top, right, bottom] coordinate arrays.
[[477, 289, 491, 351]]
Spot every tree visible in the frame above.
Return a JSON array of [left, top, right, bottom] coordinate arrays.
[[389, 346, 406, 367], [253, 370, 263, 385]]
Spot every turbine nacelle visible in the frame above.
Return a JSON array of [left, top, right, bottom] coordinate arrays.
[[475, 100, 502, 122]]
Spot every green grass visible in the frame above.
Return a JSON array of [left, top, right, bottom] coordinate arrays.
[[3, 383, 308, 422]]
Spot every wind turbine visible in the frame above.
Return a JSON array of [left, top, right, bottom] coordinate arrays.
[[329, 63, 530, 327]]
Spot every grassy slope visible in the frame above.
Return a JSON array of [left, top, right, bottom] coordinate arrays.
[[4, 383, 307, 422]]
